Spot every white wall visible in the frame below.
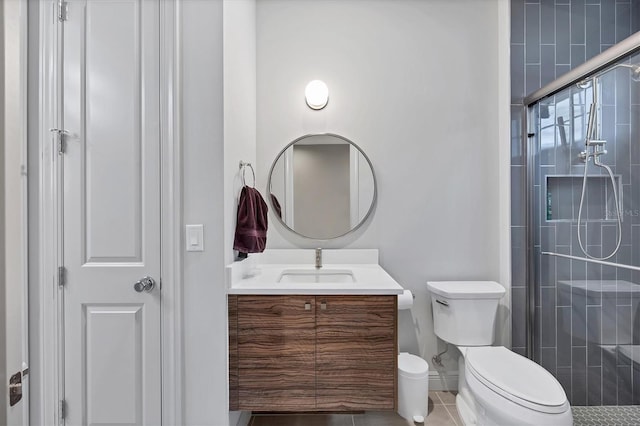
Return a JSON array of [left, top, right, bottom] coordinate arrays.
[[4, 0, 28, 423], [224, 0, 257, 265], [223, 1, 256, 424], [256, 0, 511, 384], [180, 1, 228, 424], [0, 0, 6, 419]]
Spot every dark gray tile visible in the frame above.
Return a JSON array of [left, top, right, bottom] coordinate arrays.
[[512, 0, 526, 44], [587, 308, 602, 364], [540, 0, 555, 44], [616, 2, 632, 43], [556, 222, 571, 245], [511, 105, 525, 165], [588, 342, 602, 367], [633, 0, 640, 33], [602, 0, 616, 45], [512, 166, 526, 226], [511, 44, 526, 102], [556, 5, 571, 64], [634, 365, 640, 404], [617, 305, 633, 348], [540, 251, 556, 287], [526, 64, 542, 95], [572, 288, 588, 345], [572, 366, 588, 406], [603, 357, 619, 404], [513, 346, 526, 356], [556, 246, 572, 285], [556, 64, 571, 79], [512, 287, 527, 348], [541, 44, 556, 88], [571, 0, 586, 45], [541, 226, 556, 252], [512, 226, 527, 287], [542, 287, 557, 347], [557, 307, 573, 366], [585, 5, 601, 61], [557, 367, 572, 400], [571, 44, 586, 69], [616, 72, 631, 124], [526, 3, 541, 64], [574, 346, 588, 370], [542, 347, 557, 375], [618, 365, 633, 404], [587, 366, 602, 405]]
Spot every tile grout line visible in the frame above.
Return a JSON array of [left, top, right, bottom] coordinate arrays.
[[440, 403, 459, 426]]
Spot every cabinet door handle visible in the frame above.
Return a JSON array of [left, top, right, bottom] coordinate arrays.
[[320, 301, 327, 310], [305, 302, 311, 311]]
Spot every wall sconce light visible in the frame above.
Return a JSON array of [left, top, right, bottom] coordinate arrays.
[[305, 80, 329, 110]]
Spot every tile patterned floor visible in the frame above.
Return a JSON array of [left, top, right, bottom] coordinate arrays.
[[249, 391, 460, 426], [573, 405, 640, 426]]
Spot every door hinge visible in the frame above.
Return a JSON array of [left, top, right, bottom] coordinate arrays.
[[58, 266, 66, 287], [58, 1, 68, 21], [49, 128, 67, 154], [59, 399, 66, 420]]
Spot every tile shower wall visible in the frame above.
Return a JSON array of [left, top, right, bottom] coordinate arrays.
[[511, 0, 640, 406]]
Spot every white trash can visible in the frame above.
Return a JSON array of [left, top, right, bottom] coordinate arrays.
[[398, 352, 429, 423]]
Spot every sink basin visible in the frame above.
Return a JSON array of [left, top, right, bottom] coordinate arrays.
[[278, 269, 355, 283]]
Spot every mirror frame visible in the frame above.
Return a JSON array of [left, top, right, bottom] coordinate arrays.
[[266, 133, 378, 240]]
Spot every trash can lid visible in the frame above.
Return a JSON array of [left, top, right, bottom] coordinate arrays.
[[398, 352, 429, 377]]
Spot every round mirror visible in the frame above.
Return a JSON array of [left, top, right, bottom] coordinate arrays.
[[267, 133, 377, 240]]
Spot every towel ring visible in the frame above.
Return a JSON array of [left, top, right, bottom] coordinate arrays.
[[239, 161, 256, 187]]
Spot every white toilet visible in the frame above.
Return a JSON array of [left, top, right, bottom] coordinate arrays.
[[427, 281, 573, 426]]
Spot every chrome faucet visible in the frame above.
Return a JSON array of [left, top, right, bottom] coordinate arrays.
[[315, 248, 322, 269]]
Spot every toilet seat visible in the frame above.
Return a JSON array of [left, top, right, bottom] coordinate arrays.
[[465, 346, 568, 414]]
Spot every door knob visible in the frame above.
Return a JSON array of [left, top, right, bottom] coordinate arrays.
[[134, 276, 156, 292]]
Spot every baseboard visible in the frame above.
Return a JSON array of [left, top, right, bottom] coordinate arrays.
[[428, 371, 458, 392], [229, 410, 251, 426]]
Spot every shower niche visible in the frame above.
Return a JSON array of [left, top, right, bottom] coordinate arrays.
[[545, 175, 622, 222]]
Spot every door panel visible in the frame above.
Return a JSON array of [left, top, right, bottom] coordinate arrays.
[[83, 0, 142, 263], [236, 296, 316, 411], [62, 1, 161, 425], [316, 296, 397, 411], [85, 305, 142, 425]]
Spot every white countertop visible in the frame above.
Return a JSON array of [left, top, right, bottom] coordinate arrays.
[[226, 249, 404, 295]]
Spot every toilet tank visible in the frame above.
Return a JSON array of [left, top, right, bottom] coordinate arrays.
[[427, 281, 506, 346]]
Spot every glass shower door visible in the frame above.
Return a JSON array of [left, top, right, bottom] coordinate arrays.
[[529, 52, 640, 406]]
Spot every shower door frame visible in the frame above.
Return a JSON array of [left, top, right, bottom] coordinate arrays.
[[523, 31, 640, 360]]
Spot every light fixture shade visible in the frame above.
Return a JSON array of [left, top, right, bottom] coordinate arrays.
[[305, 80, 329, 110]]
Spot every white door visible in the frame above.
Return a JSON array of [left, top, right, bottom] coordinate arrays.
[[62, 1, 161, 425]]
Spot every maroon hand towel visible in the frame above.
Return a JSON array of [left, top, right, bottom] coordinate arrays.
[[233, 186, 268, 254]]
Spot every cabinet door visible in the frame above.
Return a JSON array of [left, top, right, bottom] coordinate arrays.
[[316, 296, 397, 410], [236, 295, 317, 411]]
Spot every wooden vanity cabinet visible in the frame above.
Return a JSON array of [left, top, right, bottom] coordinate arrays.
[[228, 294, 397, 412]]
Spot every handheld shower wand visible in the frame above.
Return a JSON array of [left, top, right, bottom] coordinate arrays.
[[576, 78, 622, 260]]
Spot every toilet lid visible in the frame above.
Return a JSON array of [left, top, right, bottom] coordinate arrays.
[[466, 347, 568, 414]]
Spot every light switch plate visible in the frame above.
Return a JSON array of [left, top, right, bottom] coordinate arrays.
[[185, 224, 204, 252]]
